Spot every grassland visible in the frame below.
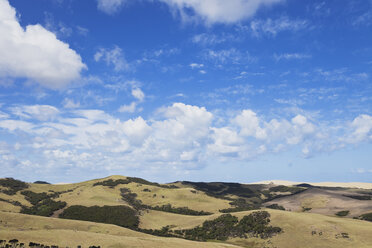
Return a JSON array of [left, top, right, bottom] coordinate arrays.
[[1, 176, 372, 248], [0, 211, 239, 248]]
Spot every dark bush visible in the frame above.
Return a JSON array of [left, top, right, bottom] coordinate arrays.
[[33, 181, 51, 184], [335, 210, 350, 217], [93, 177, 178, 189], [120, 188, 146, 210], [269, 185, 305, 194], [21, 191, 50, 205], [220, 198, 258, 213], [0, 178, 29, 195], [359, 212, 372, 222], [21, 199, 67, 217], [151, 204, 212, 216], [266, 204, 285, 210], [180, 211, 281, 241], [60, 205, 139, 229], [343, 194, 371, 200]]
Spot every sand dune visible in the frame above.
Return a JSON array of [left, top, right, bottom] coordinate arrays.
[[249, 180, 372, 189]]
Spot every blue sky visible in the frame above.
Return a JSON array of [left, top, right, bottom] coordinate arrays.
[[0, 0, 372, 183]]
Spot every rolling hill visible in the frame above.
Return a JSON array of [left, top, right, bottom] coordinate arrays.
[[1, 175, 372, 248]]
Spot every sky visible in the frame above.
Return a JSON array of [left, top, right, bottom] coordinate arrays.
[[0, 0, 372, 184]]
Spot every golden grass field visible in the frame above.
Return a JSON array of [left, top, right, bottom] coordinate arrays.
[[1, 176, 372, 248], [0, 211, 239, 248]]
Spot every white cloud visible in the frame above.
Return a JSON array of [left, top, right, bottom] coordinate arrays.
[[63, 98, 80, 109], [158, 0, 283, 25], [347, 114, 372, 143], [189, 63, 204, 69], [204, 48, 253, 64], [97, 0, 127, 14], [233, 109, 267, 139], [0, 0, 86, 89], [192, 33, 237, 45], [10, 105, 59, 121], [118, 86, 145, 113], [119, 102, 137, 113], [274, 53, 312, 61], [0, 103, 371, 175], [94, 46, 129, 71], [132, 88, 145, 102], [97, 0, 283, 25], [250, 16, 308, 37]]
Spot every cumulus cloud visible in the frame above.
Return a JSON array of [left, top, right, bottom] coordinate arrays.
[[0, 103, 371, 176], [346, 114, 372, 143], [0, 0, 86, 89]]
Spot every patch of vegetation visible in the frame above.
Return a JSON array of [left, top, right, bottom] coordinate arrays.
[[295, 183, 315, 188], [120, 188, 145, 210], [302, 207, 312, 212], [220, 198, 258, 213], [359, 212, 372, 222], [269, 185, 305, 194], [266, 204, 285, 210], [0, 178, 29, 195], [21, 199, 67, 217], [59, 205, 139, 229], [93, 179, 131, 188], [20, 190, 69, 217], [181, 181, 262, 200], [175, 211, 281, 241], [151, 204, 212, 216], [0, 239, 100, 248], [94, 178, 178, 189], [33, 181, 51, 184], [343, 194, 372, 200], [21, 191, 50, 205], [0, 197, 23, 207], [335, 210, 350, 217], [138, 226, 179, 238]]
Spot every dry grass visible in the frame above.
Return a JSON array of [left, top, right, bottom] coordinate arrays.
[[139, 210, 221, 230], [127, 183, 231, 213], [0, 211, 240, 248]]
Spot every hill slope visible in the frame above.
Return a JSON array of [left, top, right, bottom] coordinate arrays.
[[1, 176, 372, 248]]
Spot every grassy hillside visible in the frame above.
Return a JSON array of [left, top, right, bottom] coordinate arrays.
[[1, 176, 372, 248], [0, 211, 239, 248]]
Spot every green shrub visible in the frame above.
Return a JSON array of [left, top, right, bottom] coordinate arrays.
[[0, 178, 29, 195], [343, 194, 372, 200], [60, 205, 139, 229], [335, 210, 350, 217], [180, 211, 281, 241], [266, 204, 285, 210], [151, 204, 212, 216], [359, 212, 372, 222], [21, 199, 67, 217], [93, 177, 178, 189]]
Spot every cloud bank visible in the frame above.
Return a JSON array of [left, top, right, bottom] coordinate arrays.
[[1, 103, 371, 177]]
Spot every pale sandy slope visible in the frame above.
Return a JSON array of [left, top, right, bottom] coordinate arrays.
[[249, 180, 372, 189]]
